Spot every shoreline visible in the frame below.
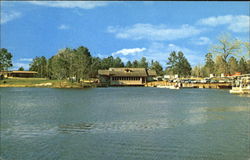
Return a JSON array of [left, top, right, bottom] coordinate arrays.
[[0, 78, 233, 89], [0, 83, 231, 89], [0, 78, 96, 89]]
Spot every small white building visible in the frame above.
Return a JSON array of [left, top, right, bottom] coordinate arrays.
[[164, 74, 179, 79], [210, 74, 215, 78]]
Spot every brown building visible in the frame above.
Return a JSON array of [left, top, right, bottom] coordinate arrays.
[[98, 68, 156, 86], [0, 71, 38, 78]]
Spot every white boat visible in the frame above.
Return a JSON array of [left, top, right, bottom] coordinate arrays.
[[156, 85, 180, 89], [169, 86, 180, 89], [230, 86, 250, 94], [230, 74, 250, 94], [156, 85, 170, 88]]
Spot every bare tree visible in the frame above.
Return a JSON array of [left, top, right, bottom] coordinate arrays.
[[210, 33, 242, 62]]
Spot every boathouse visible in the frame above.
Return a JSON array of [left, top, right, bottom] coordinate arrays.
[[98, 68, 156, 86]]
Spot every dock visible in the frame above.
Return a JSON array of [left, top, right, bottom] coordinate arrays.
[[146, 81, 232, 89]]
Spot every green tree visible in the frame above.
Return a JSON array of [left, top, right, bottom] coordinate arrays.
[[228, 56, 238, 75], [50, 48, 72, 80], [72, 46, 92, 81], [166, 51, 178, 75], [214, 55, 227, 75], [125, 61, 132, 68], [247, 59, 250, 73], [113, 57, 124, 67], [243, 42, 250, 72], [167, 51, 191, 77], [204, 53, 215, 75], [47, 57, 53, 79], [29, 56, 47, 77], [0, 48, 13, 71], [138, 57, 148, 69], [150, 60, 163, 76], [238, 57, 248, 74], [101, 56, 114, 69], [132, 60, 139, 68], [192, 65, 202, 77], [210, 33, 242, 74], [18, 67, 24, 71], [89, 57, 102, 78], [45, 46, 93, 80]]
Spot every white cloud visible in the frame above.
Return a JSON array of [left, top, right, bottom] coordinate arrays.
[[198, 15, 250, 33], [58, 24, 70, 30], [192, 37, 212, 45], [111, 43, 201, 67], [112, 48, 146, 56], [19, 58, 33, 62], [107, 24, 202, 41], [29, 1, 110, 9], [1, 11, 21, 24]]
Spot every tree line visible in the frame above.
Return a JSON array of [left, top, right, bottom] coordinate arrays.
[[191, 34, 249, 77], [1, 33, 249, 80], [28, 46, 164, 81]]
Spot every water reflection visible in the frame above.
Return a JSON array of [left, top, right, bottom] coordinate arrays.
[[186, 114, 208, 125], [1, 87, 250, 160], [189, 106, 249, 113]]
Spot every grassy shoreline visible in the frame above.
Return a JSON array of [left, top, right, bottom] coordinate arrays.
[[0, 78, 95, 88]]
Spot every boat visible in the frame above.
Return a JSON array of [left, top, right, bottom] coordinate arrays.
[[156, 85, 170, 88], [230, 86, 250, 94], [156, 85, 180, 89], [230, 74, 250, 94], [169, 85, 180, 89]]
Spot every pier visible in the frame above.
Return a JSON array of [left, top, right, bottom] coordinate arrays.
[[146, 81, 232, 89]]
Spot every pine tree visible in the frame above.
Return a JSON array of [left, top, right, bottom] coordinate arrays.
[[228, 56, 238, 75], [238, 57, 248, 74]]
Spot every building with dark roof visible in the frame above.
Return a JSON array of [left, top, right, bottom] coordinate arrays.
[[98, 68, 156, 86], [0, 71, 38, 78]]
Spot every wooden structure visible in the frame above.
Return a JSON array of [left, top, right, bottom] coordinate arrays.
[[0, 71, 38, 78], [98, 68, 156, 86], [230, 74, 250, 94], [146, 81, 232, 89]]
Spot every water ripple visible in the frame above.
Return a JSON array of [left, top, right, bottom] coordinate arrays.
[[57, 119, 184, 134]]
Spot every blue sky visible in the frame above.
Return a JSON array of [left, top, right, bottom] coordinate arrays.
[[1, 1, 249, 70]]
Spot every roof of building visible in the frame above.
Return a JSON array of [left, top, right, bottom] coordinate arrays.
[[12, 71, 38, 74], [147, 70, 157, 76], [0, 71, 38, 74], [98, 68, 157, 77]]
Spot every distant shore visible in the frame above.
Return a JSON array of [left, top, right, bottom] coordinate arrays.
[[0, 77, 234, 89], [0, 78, 95, 89]]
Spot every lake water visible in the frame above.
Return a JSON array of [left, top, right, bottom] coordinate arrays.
[[0, 87, 249, 160]]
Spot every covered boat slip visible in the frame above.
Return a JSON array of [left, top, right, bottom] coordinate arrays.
[[98, 68, 156, 86]]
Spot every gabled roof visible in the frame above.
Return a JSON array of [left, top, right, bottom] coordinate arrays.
[[98, 68, 156, 77], [147, 70, 157, 76]]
